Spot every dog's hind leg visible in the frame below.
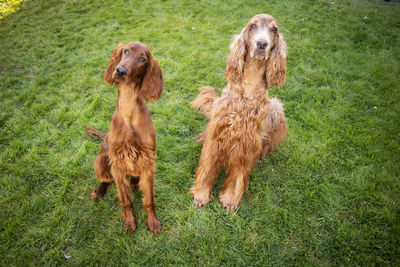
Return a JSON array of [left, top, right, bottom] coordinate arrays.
[[130, 176, 140, 191], [91, 182, 111, 200], [91, 145, 113, 201], [259, 97, 288, 161]]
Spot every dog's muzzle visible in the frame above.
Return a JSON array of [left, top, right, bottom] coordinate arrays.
[[116, 66, 127, 77], [256, 39, 268, 50]]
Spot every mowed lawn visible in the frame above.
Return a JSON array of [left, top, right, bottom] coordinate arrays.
[[1, 0, 399, 265]]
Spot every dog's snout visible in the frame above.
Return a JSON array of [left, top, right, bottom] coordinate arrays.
[[256, 40, 268, 50], [116, 66, 127, 76]]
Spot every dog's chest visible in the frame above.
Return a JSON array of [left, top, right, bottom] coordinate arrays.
[[108, 119, 155, 174], [210, 95, 270, 151], [215, 95, 270, 129]]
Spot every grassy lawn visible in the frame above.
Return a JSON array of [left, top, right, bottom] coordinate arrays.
[[1, 0, 399, 265]]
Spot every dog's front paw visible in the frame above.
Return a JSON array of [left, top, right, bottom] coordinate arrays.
[[190, 188, 211, 210], [193, 198, 208, 209], [124, 219, 137, 233], [147, 218, 162, 235], [219, 194, 239, 211], [221, 202, 238, 211]]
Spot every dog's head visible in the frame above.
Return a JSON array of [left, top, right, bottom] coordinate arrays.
[[226, 14, 287, 87], [104, 42, 163, 102]]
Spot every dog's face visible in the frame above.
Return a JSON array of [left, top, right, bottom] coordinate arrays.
[[245, 14, 280, 60], [112, 42, 151, 84], [104, 42, 163, 102], [226, 14, 287, 87]]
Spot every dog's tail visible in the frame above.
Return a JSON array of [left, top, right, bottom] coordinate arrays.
[[191, 86, 219, 119], [83, 125, 107, 142]]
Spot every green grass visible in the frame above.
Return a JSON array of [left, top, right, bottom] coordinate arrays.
[[1, 0, 399, 265]]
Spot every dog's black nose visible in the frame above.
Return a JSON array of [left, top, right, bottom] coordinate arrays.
[[116, 66, 127, 76], [256, 40, 268, 50]]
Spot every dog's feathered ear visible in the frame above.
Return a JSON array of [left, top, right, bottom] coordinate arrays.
[[104, 44, 125, 86], [266, 32, 287, 87], [225, 28, 247, 83], [140, 56, 163, 103]]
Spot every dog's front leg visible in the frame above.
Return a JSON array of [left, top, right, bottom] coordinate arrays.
[[219, 165, 252, 211], [190, 140, 221, 209], [112, 168, 136, 233], [139, 167, 162, 235]]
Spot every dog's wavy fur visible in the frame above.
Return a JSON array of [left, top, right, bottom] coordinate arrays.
[[190, 14, 288, 210], [84, 42, 163, 234]]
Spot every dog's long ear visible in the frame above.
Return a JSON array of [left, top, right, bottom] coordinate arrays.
[[225, 28, 247, 83], [140, 56, 163, 103], [104, 44, 124, 86], [266, 32, 287, 87]]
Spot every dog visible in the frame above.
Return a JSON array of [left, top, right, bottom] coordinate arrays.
[[84, 42, 163, 234], [190, 14, 288, 210]]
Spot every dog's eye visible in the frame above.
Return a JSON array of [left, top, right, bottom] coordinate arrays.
[[271, 27, 277, 33], [250, 24, 257, 29], [123, 49, 129, 55], [138, 57, 145, 63]]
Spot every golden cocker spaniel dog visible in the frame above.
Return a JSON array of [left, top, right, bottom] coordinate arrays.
[[190, 14, 288, 210]]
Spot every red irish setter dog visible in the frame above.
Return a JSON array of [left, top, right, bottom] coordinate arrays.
[[84, 42, 163, 234], [190, 14, 288, 210]]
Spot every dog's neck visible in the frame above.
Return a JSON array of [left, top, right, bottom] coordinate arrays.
[[241, 56, 268, 98], [116, 83, 143, 123]]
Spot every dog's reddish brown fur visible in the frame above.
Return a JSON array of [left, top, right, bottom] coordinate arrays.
[[190, 14, 288, 210], [84, 42, 163, 234]]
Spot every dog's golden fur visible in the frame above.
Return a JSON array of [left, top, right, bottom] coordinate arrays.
[[84, 42, 163, 234], [190, 14, 288, 210]]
